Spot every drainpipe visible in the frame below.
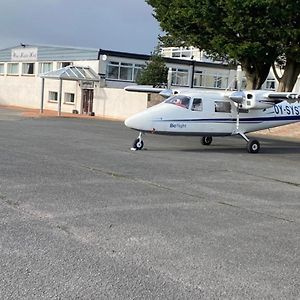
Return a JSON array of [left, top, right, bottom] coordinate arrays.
[[40, 77, 45, 113], [189, 59, 195, 88], [58, 79, 62, 116]]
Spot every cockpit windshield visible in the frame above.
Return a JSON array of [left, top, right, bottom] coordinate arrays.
[[165, 95, 191, 109]]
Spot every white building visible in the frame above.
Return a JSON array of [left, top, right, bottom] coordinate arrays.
[[0, 44, 241, 119], [161, 46, 300, 92]]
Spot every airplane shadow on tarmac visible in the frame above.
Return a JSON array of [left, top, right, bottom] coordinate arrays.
[[141, 137, 300, 155]]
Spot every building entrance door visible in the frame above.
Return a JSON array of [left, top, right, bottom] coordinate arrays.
[[82, 89, 94, 115]]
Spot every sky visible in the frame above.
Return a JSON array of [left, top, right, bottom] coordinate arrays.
[[0, 0, 162, 54]]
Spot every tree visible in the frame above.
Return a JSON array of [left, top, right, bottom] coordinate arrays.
[[136, 53, 168, 87], [270, 0, 300, 91], [146, 0, 300, 90]]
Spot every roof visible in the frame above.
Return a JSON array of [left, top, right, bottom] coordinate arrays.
[[0, 44, 99, 62], [99, 48, 234, 70], [40, 66, 100, 81]]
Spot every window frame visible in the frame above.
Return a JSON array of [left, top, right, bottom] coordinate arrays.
[[0, 63, 5, 75], [7, 63, 19, 75], [171, 68, 189, 86], [48, 91, 58, 102], [22, 62, 35, 75], [39, 62, 53, 74], [58, 62, 72, 69], [64, 92, 75, 104], [106, 61, 145, 82]]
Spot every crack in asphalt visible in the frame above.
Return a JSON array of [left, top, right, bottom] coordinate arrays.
[[80, 164, 206, 200], [80, 165, 296, 223], [233, 170, 300, 188]]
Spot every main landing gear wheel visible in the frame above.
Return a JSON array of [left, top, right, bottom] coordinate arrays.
[[132, 138, 144, 150], [201, 136, 213, 146], [247, 139, 260, 153]]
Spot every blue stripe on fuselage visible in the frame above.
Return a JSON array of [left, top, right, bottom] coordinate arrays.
[[153, 115, 300, 124]]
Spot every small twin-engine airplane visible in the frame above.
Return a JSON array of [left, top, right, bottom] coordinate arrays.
[[124, 86, 300, 153]]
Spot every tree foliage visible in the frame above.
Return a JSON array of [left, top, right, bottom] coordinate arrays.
[[136, 53, 168, 87], [146, 0, 300, 91]]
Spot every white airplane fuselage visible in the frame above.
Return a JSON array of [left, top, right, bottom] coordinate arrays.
[[125, 91, 300, 137]]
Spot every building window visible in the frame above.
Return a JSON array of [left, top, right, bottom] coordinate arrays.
[[171, 68, 189, 86], [49, 91, 58, 102], [106, 61, 145, 82], [213, 75, 222, 88], [22, 63, 35, 75], [133, 64, 145, 81], [193, 71, 204, 87], [119, 63, 133, 81], [107, 61, 119, 79], [58, 62, 72, 68], [7, 63, 19, 75], [64, 93, 75, 104], [171, 47, 193, 59], [0, 63, 4, 75], [265, 79, 275, 90], [201, 72, 229, 89], [39, 62, 53, 74]]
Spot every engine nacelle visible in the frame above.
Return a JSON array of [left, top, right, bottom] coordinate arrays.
[[229, 91, 275, 110]]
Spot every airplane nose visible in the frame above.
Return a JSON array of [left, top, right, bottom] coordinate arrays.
[[124, 111, 152, 131], [124, 114, 142, 130]]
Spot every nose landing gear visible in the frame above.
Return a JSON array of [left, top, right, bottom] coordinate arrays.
[[131, 132, 144, 151]]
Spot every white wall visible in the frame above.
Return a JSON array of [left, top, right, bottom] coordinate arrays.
[[0, 74, 147, 120], [94, 88, 148, 119], [0, 75, 41, 108]]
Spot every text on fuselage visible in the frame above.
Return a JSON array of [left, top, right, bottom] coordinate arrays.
[[274, 104, 300, 115]]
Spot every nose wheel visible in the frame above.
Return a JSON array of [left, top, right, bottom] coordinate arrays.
[[131, 132, 144, 151]]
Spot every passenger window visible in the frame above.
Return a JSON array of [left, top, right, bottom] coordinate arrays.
[[191, 98, 202, 111], [215, 101, 231, 113]]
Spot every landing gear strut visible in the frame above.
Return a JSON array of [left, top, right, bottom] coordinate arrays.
[[131, 132, 144, 151], [233, 104, 260, 153]]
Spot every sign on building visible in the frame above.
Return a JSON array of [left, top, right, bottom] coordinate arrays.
[[11, 48, 38, 61]]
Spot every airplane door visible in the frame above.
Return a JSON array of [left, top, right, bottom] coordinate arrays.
[[213, 100, 235, 134], [82, 89, 94, 115]]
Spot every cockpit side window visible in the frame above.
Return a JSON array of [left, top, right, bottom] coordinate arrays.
[[165, 95, 191, 109], [191, 98, 202, 111]]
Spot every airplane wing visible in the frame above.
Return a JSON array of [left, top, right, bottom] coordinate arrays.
[[124, 85, 178, 98], [124, 85, 167, 93], [266, 92, 300, 103]]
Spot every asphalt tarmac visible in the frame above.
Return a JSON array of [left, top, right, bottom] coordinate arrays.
[[0, 107, 299, 299]]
